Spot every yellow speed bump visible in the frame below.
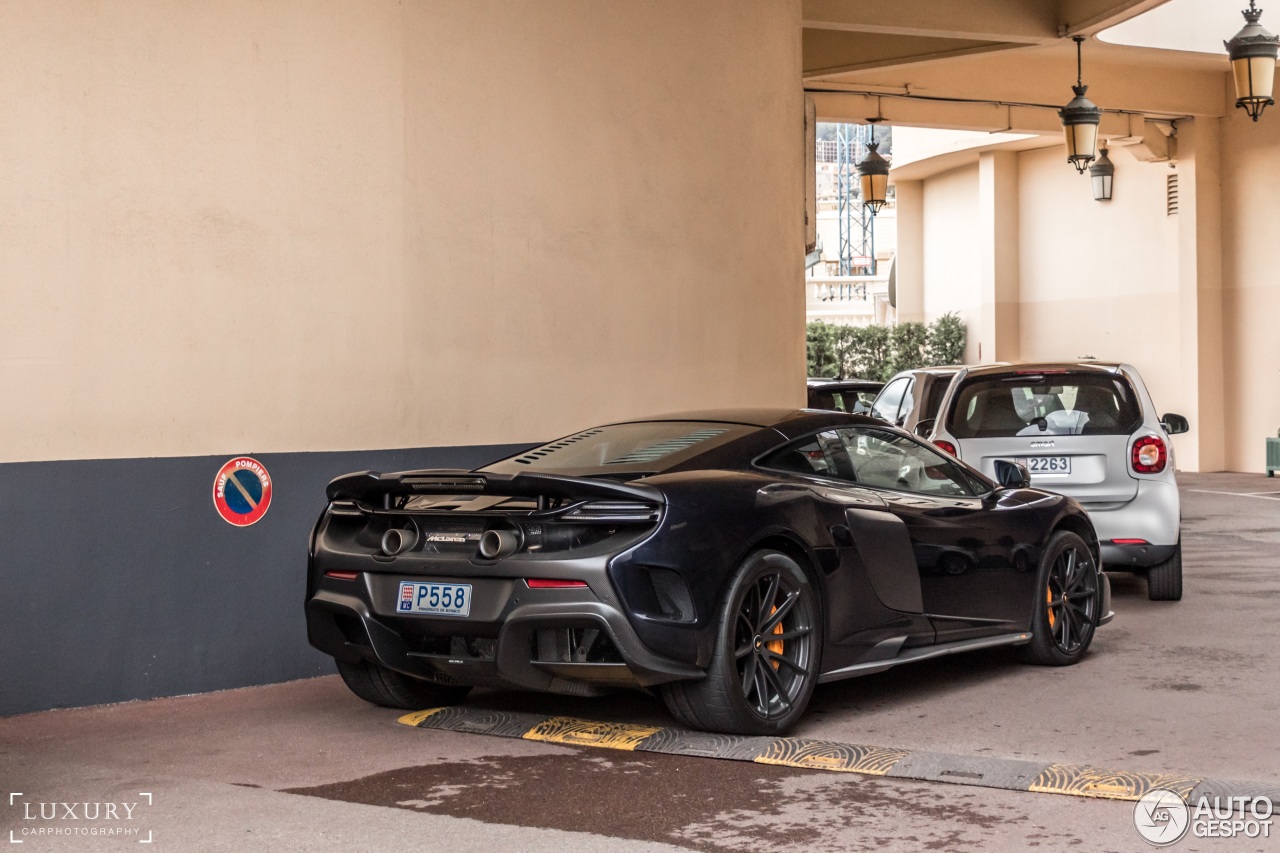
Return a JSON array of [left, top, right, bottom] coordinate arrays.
[[1028, 764, 1201, 801], [523, 716, 664, 751], [397, 706, 1271, 805], [754, 738, 909, 775], [397, 708, 448, 727]]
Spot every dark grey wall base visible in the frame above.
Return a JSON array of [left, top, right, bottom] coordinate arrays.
[[0, 443, 533, 717]]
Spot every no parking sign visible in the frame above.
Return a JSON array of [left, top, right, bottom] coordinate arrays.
[[213, 457, 273, 526]]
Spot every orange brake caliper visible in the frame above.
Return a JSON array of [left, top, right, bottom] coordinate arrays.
[[766, 606, 785, 668], [1046, 586, 1056, 629]]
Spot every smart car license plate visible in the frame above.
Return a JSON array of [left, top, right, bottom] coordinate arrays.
[[397, 582, 472, 617], [1017, 456, 1071, 475]]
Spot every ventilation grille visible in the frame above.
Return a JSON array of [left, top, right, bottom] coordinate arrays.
[[512, 429, 604, 465], [607, 428, 728, 464], [1166, 173, 1179, 216]]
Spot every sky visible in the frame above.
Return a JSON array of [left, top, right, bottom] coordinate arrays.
[[1100, 0, 1266, 55]]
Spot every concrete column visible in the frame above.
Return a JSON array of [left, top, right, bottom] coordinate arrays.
[[893, 179, 925, 324], [1175, 118, 1226, 472], [977, 151, 1020, 363]]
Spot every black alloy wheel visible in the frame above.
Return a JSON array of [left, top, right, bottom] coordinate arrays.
[[1045, 541, 1098, 654], [1020, 530, 1099, 666], [661, 550, 822, 735], [734, 566, 817, 720]]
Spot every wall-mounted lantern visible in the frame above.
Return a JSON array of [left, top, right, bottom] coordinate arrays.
[[1089, 147, 1115, 201], [1226, 0, 1280, 121], [857, 121, 890, 213], [1059, 36, 1102, 173]]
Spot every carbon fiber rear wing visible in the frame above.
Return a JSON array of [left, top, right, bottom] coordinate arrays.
[[325, 469, 665, 507]]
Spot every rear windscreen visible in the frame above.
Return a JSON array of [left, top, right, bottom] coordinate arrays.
[[947, 372, 1142, 438], [808, 388, 876, 414], [922, 377, 952, 422], [483, 421, 753, 474]]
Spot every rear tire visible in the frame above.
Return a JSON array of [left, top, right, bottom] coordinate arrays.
[[1146, 541, 1183, 601], [336, 658, 472, 709], [660, 549, 822, 735], [1020, 531, 1100, 667]]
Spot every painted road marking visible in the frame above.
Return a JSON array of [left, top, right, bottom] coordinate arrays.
[[397, 707, 1280, 804], [1188, 489, 1280, 502]]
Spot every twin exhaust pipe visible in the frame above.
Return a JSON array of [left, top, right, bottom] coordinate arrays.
[[380, 527, 419, 556], [478, 529, 520, 559], [380, 525, 520, 560]]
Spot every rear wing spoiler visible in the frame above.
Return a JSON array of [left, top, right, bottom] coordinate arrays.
[[325, 469, 665, 506]]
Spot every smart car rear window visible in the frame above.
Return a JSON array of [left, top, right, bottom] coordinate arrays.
[[947, 372, 1142, 438], [922, 376, 953, 422]]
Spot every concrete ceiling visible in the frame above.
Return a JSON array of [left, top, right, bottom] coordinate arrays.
[[803, 0, 1234, 134], [801, 0, 1173, 77]]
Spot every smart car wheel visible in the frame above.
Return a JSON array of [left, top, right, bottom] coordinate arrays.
[[336, 658, 472, 709], [1146, 539, 1183, 601], [1020, 531, 1099, 666], [660, 549, 821, 735]]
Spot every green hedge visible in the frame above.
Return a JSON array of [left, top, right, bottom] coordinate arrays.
[[807, 313, 966, 382]]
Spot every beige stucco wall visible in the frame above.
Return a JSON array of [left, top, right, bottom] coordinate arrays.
[[1220, 93, 1280, 472], [0, 0, 804, 463], [921, 164, 982, 361], [1017, 144, 1183, 419], [902, 131, 1206, 465]]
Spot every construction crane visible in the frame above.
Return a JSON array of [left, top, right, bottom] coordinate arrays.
[[836, 123, 876, 276]]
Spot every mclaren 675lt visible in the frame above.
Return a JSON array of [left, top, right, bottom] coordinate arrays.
[[306, 409, 1113, 735]]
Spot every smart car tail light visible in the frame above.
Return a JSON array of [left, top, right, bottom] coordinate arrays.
[[934, 439, 957, 457], [1131, 435, 1167, 474]]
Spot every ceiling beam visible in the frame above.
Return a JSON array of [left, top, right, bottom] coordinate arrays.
[[802, 0, 1058, 43], [808, 41, 1227, 119], [809, 91, 1136, 137], [803, 29, 1025, 77], [1058, 0, 1174, 35]]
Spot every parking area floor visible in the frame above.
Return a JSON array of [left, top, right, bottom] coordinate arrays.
[[2, 473, 1278, 851]]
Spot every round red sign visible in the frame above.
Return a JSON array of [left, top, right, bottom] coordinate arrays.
[[212, 457, 273, 526]]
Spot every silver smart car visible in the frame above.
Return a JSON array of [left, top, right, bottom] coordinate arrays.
[[922, 362, 1189, 601]]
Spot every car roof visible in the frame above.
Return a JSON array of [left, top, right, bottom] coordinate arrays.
[[807, 378, 882, 389], [608, 408, 879, 433], [883, 365, 964, 382], [957, 361, 1122, 379], [610, 408, 813, 429]]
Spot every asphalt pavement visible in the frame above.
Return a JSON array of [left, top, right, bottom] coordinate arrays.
[[2, 472, 1277, 852]]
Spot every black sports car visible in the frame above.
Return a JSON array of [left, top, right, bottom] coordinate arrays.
[[306, 409, 1113, 735]]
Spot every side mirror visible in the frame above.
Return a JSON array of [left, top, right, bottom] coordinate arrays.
[[1161, 413, 1190, 435], [914, 418, 936, 438], [993, 459, 1032, 490]]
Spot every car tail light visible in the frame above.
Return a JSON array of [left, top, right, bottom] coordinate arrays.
[[525, 578, 588, 589], [560, 501, 660, 523], [324, 571, 359, 580], [934, 439, 957, 457], [1111, 538, 1150, 545], [1131, 435, 1167, 474]]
